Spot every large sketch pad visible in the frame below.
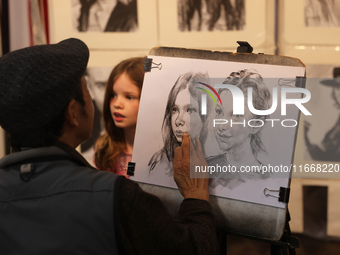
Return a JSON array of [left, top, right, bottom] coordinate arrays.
[[131, 47, 305, 240]]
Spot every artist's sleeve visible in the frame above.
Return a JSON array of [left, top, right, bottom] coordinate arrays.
[[117, 178, 218, 255]]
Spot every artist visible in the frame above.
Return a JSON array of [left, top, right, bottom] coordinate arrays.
[[0, 38, 218, 254]]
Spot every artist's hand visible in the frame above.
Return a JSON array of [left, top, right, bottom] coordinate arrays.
[[174, 133, 209, 202]]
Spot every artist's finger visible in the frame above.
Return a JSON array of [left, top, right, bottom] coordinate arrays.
[[181, 133, 190, 159], [194, 137, 204, 158], [189, 137, 198, 162], [174, 146, 183, 169]]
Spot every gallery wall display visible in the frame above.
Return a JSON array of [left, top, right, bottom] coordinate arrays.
[[279, 45, 340, 238], [279, 0, 340, 46], [278, 47, 340, 179], [292, 65, 340, 178], [303, 65, 340, 163], [48, 0, 158, 49], [158, 0, 274, 50]]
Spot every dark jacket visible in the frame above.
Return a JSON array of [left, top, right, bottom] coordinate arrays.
[[0, 142, 218, 255], [0, 144, 122, 254]]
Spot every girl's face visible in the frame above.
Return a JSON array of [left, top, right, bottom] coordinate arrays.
[[110, 72, 140, 131], [214, 90, 256, 152], [171, 88, 202, 143]]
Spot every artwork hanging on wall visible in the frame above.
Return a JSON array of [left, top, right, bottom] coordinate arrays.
[[304, 0, 340, 27], [158, 0, 273, 50], [177, 0, 245, 32], [48, 0, 157, 49], [279, 0, 340, 46], [71, 0, 138, 33], [303, 65, 340, 162]]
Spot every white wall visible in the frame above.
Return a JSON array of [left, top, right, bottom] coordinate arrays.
[[8, 0, 30, 51]]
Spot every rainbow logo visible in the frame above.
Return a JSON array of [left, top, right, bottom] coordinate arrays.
[[196, 82, 222, 106]]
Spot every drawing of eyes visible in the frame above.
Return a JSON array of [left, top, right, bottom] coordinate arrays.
[[215, 106, 223, 116], [171, 106, 179, 114], [187, 106, 197, 114], [232, 114, 243, 119]]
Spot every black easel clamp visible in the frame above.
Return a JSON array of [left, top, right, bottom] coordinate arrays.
[[264, 187, 290, 203], [295, 76, 306, 88], [127, 162, 136, 176], [236, 41, 253, 53], [143, 58, 162, 72]]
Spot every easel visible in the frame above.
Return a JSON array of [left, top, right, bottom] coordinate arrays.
[[218, 210, 299, 255], [134, 41, 305, 255]]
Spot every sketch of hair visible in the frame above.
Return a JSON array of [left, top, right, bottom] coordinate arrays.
[[221, 69, 271, 156], [148, 71, 210, 176], [208, 69, 272, 189]]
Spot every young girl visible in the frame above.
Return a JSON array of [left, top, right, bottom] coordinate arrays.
[[94, 57, 145, 177]]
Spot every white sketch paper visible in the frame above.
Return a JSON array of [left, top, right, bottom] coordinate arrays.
[[131, 55, 305, 208]]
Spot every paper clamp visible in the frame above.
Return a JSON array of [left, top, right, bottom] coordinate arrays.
[[144, 58, 162, 72], [278, 76, 306, 88], [264, 187, 290, 203], [127, 162, 136, 177]]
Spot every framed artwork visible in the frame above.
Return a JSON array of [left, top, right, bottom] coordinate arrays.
[[157, 0, 274, 50], [48, 0, 158, 49], [278, 47, 340, 178], [279, 0, 340, 46], [295, 64, 340, 179], [303, 70, 340, 163]]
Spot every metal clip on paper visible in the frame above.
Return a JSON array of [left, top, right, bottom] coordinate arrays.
[[143, 58, 162, 72], [278, 76, 306, 88], [295, 76, 306, 88], [127, 162, 136, 176], [264, 187, 290, 203]]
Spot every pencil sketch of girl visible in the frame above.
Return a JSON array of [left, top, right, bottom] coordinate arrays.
[[207, 69, 271, 189], [148, 71, 210, 176]]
